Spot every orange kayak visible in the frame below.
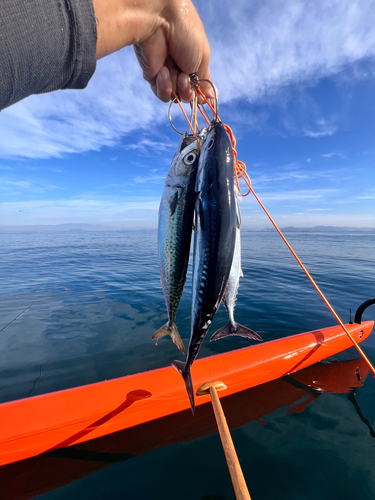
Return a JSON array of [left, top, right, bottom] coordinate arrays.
[[0, 320, 373, 466], [0, 356, 370, 500]]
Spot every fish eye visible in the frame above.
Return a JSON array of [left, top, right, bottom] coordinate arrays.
[[207, 138, 215, 149], [184, 152, 197, 165]]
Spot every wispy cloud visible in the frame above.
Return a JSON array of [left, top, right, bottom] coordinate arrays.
[[305, 208, 331, 211], [0, 197, 160, 225], [321, 152, 345, 158], [303, 120, 337, 138], [0, 176, 64, 194], [123, 138, 175, 155], [252, 165, 349, 186], [133, 175, 166, 184], [0, 52, 166, 160], [204, 0, 375, 103]]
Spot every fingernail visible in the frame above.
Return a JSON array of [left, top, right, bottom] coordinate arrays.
[[179, 74, 189, 92], [159, 66, 169, 81]]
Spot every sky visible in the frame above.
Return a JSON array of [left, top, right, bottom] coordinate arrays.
[[1, 0, 375, 229]]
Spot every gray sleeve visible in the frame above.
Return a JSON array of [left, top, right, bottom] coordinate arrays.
[[0, 0, 97, 111]]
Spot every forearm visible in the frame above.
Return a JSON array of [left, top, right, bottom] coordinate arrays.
[[0, 0, 97, 111], [0, 0, 211, 111]]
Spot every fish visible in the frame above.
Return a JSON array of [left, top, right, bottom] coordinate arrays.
[[152, 131, 206, 353], [172, 120, 237, 413], [210, 185, 262, 342]]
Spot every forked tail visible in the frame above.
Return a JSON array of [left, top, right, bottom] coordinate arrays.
[[172, 360, 195, 414], [152, 323, 186, 353], [210, 322, 263, 342]]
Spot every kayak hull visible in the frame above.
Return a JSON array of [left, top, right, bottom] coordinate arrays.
[[0, 321, 373, 466]]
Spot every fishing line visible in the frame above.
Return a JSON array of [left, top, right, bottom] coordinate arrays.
[[0, 305, 31, 332], [249, 187, 375, 376], [169, 91, 201, 151]]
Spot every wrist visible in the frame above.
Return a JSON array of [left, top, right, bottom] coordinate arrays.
[[94, 0, 168, 59]]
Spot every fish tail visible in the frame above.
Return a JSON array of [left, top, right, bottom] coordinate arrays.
[[210, 322, 263, 342], [172, 360, 195, 414], [152, 323, 185, 353]]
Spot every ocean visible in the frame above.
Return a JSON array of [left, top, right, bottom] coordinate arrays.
[[1, 229, 375, 499]]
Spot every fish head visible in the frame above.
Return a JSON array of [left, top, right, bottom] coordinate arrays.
[[196, 121, 234, 193], [165, 133, 201, 188]]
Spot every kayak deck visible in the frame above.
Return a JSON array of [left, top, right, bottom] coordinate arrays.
[[0, 321, 373, 466]]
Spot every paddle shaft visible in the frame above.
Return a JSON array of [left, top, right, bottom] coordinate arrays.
[[209, 386, 251, 500]]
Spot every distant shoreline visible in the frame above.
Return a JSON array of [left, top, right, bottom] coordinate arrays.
[[0, 224, 374, 233]]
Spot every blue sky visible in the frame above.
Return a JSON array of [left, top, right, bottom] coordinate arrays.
[[1, 0, 375, 229]]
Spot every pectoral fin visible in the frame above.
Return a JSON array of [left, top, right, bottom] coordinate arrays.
[[169, 191, 179, 216]]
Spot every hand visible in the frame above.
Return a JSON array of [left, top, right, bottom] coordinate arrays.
[[94, 0, 213, 102]]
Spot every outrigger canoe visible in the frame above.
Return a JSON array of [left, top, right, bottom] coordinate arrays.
[[0, 314, 373, 467]]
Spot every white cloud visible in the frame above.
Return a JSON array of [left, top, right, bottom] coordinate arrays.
[[0, 50, 166, 160], [1, 0, 375, 159], [305, 208, 331, 212], [303, 120, 337, 138], [133, 175, 166, 184], [204, 0, 375, 103], [0, 175, 64, 194], [251, 166, 349, 186], [123, 138, 175, 154]]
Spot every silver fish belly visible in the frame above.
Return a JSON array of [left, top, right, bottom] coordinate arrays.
[[210, 186, 262, 342], [153, 132, 204, 353], [172, 121, 237, 413]]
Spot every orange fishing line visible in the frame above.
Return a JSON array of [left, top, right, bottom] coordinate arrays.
[[172, 91, 201, 151], [250, 187, 375, 376]]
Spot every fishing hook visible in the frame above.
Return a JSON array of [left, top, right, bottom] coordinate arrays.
[[168, 97, 184, 135]]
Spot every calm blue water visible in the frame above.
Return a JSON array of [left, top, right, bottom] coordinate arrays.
[[1, 230, 375, 499]]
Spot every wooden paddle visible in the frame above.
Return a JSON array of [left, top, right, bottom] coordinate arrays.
[[197, 381, 251, 500]]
